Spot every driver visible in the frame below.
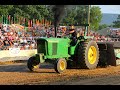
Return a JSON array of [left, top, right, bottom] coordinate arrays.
[[69, 25, 77, 45]]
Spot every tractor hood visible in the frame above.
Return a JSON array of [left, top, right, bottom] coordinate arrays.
[[37, 37, 71, 43], [36, 37, 71, 58]]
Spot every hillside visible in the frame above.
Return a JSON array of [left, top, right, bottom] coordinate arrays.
[[100, 13, 119, 25]]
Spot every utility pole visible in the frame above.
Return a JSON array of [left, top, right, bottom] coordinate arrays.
[[87, 5, 90, 35]]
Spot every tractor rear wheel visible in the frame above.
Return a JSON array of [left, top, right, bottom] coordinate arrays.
[[77, 40, 99, 69], [54, 58, 67, 73], [27, 56, 40, 71]]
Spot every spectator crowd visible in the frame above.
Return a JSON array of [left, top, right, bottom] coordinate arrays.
[[0, 23, 120, 50]]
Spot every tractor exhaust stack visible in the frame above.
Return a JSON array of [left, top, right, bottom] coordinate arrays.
[[52, 5, 67, 37]]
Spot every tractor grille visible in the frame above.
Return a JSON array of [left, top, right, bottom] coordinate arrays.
[[37, 39, 46, 54], [52, 43, 57, 55]]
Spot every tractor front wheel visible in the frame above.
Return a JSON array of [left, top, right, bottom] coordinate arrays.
[[54, 58, 67, 73], [27, 56, 40, 71]]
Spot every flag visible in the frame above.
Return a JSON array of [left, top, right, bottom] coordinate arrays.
[[19, 17, 22, 25], [43, 19, 45, 25], [2, 15, 3, 24], [45, 20, 48, 26], [11, 17, 13, 24], [5, 15, 7, 24], [36, 19, 39, 25], [49, 21, 51, 26], [44, 19, 46, 26], [24, 18, 28, 27], [35, 19, 37, 25], [37, 19, 39, 25], [0, 15, 3, 24], [33, 18, 35, 25], [16, 15, 18, 24], [46, 20, 49, 26], [41, 19, 44, 25], [8, 15, 11, 24], [23, 18, 26, 26], [18, 16, 20, 24], [30, 20, 33, 27], [28, 20, 30, 27], [13, 15, 15, 24], [3, 15, 6, 24], [39, 20, 41, 25]]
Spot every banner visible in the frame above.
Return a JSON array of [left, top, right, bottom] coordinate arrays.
[[9, 48, 20, 56]]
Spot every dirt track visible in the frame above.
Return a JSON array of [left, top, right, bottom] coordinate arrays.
[[0, 61, 120, 85]]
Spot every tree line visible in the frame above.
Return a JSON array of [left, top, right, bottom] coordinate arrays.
[[0, 5, 110, 31]]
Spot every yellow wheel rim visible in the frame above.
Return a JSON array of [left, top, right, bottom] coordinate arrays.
[[88, 46, 97, 64], [33, 65, 39, 69], [60, 60, 66, 71]]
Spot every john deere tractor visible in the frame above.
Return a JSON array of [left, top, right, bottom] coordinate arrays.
[[27, 24, 120, 73]]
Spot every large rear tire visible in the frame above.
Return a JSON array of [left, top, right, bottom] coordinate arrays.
[[77, 41, 99, 69], [27, 56, 40, 71], [54, 58, 67, 73]]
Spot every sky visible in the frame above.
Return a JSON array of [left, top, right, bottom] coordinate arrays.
[[93, 5, 120, 14]]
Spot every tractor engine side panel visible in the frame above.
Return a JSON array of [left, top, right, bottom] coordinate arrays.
[[47, 38, 70, 58]]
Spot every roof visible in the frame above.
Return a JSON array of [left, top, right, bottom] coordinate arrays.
[[97, 27, 111, 36]]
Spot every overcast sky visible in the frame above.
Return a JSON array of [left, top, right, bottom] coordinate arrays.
[[93, 5, 120, 14]]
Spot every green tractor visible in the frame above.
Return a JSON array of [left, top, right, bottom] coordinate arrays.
[[27, 24, 120, 73]]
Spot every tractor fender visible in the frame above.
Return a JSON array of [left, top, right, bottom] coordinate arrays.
[[35, 53, 45, 63]]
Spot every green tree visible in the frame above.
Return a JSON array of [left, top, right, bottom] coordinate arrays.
[[0, 5, 102, 29], [98, 24, 108, 30], [62, 7, 77, 25], [59, 5, 102, 31], [74, 5, 89, 25], [90, 6, 102, 31], [113, 15, 120, 28], [7, 5, 49, 20], [0, 5, 13, 16], [35, 5, 49, 19], [46, 5, 54, 22]]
